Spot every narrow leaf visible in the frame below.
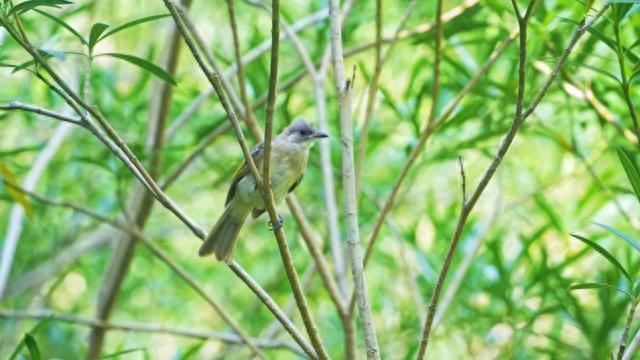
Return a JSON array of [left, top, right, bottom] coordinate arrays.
[[9, 0, 72, 15], [616, 147, 640, 204], [593, 221, 640, 253], [570, 234, 631, 282], [99, 14, 170, 42], [34, 9, 87, 45], [99, 52, 176, 85], [0, 160, 34, 219], [24, 334, 42, 360], [568, 282, 632, 299], [88, 22, 110, 49]]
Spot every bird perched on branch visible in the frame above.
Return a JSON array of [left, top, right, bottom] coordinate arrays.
[[199, 119, 329, 263]]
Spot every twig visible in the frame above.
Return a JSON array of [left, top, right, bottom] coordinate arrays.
[[417, 2, 609, 356], [0, 102, 82, 125], [618, 299, 640, 360], [0, 308, 303, 355], [328, 0, 380, 358]]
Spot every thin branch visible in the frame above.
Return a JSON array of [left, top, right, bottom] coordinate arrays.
[[328, 0, 380, 358], [0, 308, 303, 355], [0, 102, 82, 125], [417, 3, 609, 356]]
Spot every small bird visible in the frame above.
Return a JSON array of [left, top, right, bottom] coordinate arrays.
[[199, 119, 329, 263]]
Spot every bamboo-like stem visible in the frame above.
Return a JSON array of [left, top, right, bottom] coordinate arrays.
[[0, 308, 302, 355], [328, 0, 380, 358], [618, 299, 640, 360], [416, 3, 609, 356]]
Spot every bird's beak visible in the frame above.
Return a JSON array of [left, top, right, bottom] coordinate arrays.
[[312, 131, 329, 139]]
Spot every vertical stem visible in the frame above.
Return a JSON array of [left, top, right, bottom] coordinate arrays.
[[329, 0, 381, 358]]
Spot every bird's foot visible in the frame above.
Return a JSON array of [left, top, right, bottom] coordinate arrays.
[[268, 215, 284, 232]]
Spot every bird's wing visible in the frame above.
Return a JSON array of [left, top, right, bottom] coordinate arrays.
[[288, 174, 304, 194], [225, 142, 264, 206]]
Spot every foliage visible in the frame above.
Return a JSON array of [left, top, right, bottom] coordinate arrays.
[[0, 0, 639, 358]]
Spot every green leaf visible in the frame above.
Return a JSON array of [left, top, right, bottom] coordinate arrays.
[[593, 222, 640, 253], [9, 0, 72, 15], [98, 52, 176, 85], [570, 234, 631, 282], [0, 160, 34, 220], [24, 334, 42, 360], [568, 282, 633, 299], [99, 14, 170, 42], [616, 147, 640, 204], [34, 8, 87, 45], [88, 22, 110, 49]]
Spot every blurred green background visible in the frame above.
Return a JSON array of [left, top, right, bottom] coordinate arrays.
[[1, 0, 640, 358]]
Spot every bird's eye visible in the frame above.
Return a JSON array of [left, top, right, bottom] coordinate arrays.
[[300, 130, 310, 136]]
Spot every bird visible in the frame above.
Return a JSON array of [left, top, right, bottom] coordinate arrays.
[[199, 119, 329, 263]]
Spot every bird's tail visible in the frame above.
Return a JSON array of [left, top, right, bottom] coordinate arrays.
[[199, 205, 248, 263]]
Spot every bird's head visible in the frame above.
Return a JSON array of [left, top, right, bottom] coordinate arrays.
[[283, 119, 328, 146]]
